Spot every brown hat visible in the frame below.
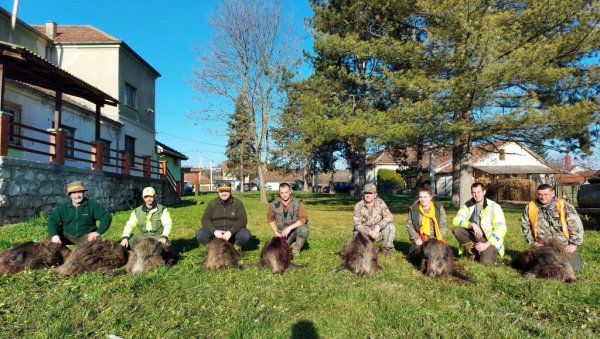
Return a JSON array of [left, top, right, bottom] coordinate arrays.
[[217, 182, 232, 192], [66, 181, 87, 195], [362, 183, 377, 194]]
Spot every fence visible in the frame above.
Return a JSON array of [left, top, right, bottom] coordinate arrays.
[[1, 119, 171, 185]]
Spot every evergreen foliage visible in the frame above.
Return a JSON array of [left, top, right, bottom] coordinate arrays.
[[376, 169, 405, 193]]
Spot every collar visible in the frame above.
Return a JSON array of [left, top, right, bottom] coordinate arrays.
[[142, 202, 157, 212]]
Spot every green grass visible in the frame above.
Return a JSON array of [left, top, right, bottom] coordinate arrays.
[[0, 192, 599, 338]]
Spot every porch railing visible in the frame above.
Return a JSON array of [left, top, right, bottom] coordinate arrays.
[[0, 118, 164, 179]]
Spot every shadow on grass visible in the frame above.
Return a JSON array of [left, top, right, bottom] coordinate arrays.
[[393, 239, 412, 254], [170, 237, 199, 254], [291, 319, 319, 339], [243, 235, 261, 252]]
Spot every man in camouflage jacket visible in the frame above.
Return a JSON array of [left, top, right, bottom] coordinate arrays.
[[353, 184, 395, 256], [521, 184, 584, 271]]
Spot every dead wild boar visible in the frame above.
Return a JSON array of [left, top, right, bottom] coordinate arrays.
[[0, 239, 71, 274], [126, 238, 173, 275], [334, 233, 380, 276], [408, 239, 470, 281], [511, 240, 576, 283], [204, 238, 241, 269], [260, 236, 292, 274], [55, 238, 128, 276]]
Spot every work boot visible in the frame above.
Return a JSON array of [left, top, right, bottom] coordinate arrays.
[[290, 243, 301, 257], [234, 244, 242, 252], [464, 242, 476, 261]]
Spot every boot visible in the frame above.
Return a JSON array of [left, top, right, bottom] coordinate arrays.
[[464, 241, 476, 261], [290, 242, 300, 257]]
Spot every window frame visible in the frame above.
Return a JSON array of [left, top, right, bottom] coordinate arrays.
[[124, 82, 138, 109], [3, 103, 22, 145]]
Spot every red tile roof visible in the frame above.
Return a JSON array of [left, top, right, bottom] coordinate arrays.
[[32, 25, 119, 42]]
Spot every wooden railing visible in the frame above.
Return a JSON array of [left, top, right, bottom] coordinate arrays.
[[0, 118, 165, 179]]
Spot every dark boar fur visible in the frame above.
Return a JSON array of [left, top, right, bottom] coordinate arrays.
[[204, 238, 241, 269], [0, 239, 71, 274], [55, 238, 128, 276], [511, 240, 576, 283], [334, 233, 380, 276], [260, 237, 293, 274], [126, 238, 173, 275], [408, 239, 470, 281]]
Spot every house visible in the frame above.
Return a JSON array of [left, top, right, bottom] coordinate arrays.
[[366, 141, 558, 197], [156, 141, 188, 195], [0, 7, 182, 223]]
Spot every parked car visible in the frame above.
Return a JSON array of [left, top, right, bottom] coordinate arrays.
[[183, 181, 193, 193], [333, 182, 353, 193]]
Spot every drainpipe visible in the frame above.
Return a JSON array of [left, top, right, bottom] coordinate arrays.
[[8, 0, 20, 44]]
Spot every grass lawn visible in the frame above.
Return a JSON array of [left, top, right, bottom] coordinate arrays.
[[0, 191, 598, 338]]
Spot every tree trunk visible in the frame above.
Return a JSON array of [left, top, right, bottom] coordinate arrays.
[[258, 162, 267, 203], [328, 153, 335, 194], [415, 137, 424, 189], [451, 133, 473, 208], [302, 156, 310, 192]]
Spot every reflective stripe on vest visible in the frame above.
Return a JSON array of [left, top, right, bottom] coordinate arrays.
[[527, 199, 569, 241]]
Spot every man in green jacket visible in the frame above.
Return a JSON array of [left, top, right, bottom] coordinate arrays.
[[120, 187, 173, 249], [195, 182, 251, 250], [48, 181, 112, 245]]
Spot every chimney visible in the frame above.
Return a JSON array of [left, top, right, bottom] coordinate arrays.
[[45, 21, 57, 39], [565, 154, 572, 170]]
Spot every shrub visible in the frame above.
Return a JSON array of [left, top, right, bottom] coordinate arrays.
[[485, 178, 536, 201], [377, 169, 405, 193]]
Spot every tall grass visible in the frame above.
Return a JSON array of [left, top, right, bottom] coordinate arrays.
[[0, 192, 598, 338]]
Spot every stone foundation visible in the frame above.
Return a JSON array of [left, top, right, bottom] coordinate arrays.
[[0, 157, 179, 225]]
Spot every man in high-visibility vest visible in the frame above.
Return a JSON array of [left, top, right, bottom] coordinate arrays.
[[520, 184, 584, 271], [452, 182, 507, 264]]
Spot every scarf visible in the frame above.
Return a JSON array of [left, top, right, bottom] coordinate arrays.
[[419, 203, 443, 241]]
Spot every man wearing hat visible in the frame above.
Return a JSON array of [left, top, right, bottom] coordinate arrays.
[[120, 187, 173, 249], [48, 181, 112, 244], [196, 182, 251, 250], [352, 183, 396, 257]]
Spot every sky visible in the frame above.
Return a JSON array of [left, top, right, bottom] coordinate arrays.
[[11, 0, 315, 168]]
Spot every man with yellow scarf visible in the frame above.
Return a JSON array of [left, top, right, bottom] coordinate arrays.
[[452, 182, 506, 265], [406, 187, 446, 252]]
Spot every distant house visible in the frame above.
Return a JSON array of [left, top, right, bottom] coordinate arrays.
[[366, 141, 558, 197], [156, 141, 188, 196]]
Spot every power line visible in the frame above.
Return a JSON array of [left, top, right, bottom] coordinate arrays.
[[156, 131, 227, 148]]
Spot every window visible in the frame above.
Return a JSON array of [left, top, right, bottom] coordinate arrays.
[[3, 103, 21, 145], [100, 138, 111, 164], [125, 135, 136, 166], [62, 125, 76, 157], [124, 82, 137, 109]]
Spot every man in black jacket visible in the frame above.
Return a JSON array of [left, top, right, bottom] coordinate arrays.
[[195, 182, 251, 250]]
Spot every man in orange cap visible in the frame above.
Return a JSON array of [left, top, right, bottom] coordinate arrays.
[[48, 181, 112, 244]]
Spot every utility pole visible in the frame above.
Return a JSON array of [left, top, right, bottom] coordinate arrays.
[[429, 150, 436, 195], [210, 160, 213, 191]]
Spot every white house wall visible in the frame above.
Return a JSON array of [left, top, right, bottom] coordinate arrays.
[[49, 44, 121, 118], [0, 14, 48, 57], [118, 47, 156, 132], [475, 142, 546, 167]]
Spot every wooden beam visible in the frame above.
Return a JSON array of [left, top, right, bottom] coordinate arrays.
[[53, 90, 62, 129], [95, 103, 102, 140]]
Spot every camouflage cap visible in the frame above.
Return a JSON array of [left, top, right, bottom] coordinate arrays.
[[362, 183, 377, 193]]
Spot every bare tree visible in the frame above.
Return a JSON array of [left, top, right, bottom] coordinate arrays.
[[192, 0, 298, 203]]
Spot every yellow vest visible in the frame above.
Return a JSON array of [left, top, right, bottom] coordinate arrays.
[[527, 199, 569, 241]]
